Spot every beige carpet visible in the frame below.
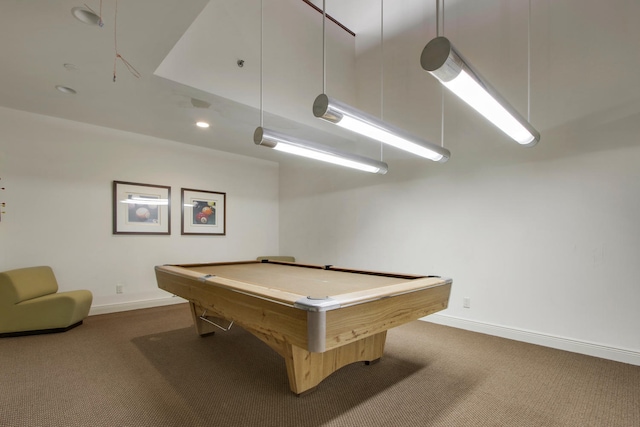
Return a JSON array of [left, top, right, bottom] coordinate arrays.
[[1, 304, 638, 427]]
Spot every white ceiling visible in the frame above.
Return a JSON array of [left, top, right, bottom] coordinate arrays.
[[0, 0, 367, 165], [2, 0, 640, 166], [154, 0, 359, 144]]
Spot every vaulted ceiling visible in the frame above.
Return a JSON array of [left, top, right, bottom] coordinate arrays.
[[1, 0, 639, 166]]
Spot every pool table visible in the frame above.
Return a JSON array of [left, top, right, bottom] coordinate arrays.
[[155, 260, 452, 395]]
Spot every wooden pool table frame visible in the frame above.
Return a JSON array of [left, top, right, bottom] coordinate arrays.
[[155, 260, 452, 395]]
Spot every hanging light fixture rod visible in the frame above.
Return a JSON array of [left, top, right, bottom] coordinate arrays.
[[436, 0, 443, 37], [421, 36, 539, 146]]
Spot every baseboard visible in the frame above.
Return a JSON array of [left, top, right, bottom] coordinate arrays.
[[422, 313, 640, 366], [89, 296, 187, 316], [0, 321, 83, 338], [89, 299, 640, 366]]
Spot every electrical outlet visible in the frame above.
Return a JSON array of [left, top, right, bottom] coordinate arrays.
[[463, 297, 471, 308], [116, 284, 124, 294]]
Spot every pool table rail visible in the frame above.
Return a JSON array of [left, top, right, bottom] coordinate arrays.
[[156, 261, 450, 311]]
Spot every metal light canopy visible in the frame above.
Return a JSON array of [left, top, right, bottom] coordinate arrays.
[[421, 37, 540, 147], [254, 127, 388, 174], [313, 94, 450, 162]]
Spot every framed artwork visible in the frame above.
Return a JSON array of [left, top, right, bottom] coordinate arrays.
[[181, 188, 226, 235], [112, 181, 171, 235]]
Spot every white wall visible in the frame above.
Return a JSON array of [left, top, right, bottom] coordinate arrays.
[[0, 106, 280, 312], [279, 0, 640, 364], [279, 128, 640, 364]]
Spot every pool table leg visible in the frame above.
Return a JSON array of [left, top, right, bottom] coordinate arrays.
[[189, 302, 218, 336], [284, 331, 387, 395]]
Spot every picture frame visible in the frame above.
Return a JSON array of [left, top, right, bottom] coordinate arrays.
[[181, 188, 226, 235], [112, 181, 171, 235]]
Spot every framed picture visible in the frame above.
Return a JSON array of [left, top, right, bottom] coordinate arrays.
[[112, 181, 171, 235], [181, 188, 226, 235]]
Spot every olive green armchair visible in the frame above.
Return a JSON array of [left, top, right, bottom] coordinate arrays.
[[0, 266, 93, 337]]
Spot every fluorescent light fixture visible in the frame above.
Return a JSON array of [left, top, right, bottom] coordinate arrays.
[[313, 94, 450, 162], [421, 36, 540, 146], [254, 127, 388, 174], [195, 121, 210, 128]]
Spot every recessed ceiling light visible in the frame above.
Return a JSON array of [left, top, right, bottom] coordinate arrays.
[[56, 85, 77, 94], [71, 7, 102, 26], [196, 121, 210, 128]]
